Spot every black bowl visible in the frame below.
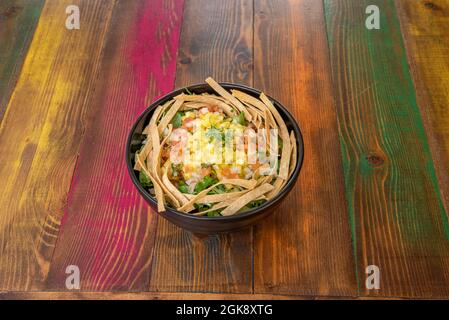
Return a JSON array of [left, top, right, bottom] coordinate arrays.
[[126, 83, 304, 234]]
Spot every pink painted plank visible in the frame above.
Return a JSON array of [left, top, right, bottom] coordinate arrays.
[[46, 0, 184, 290]]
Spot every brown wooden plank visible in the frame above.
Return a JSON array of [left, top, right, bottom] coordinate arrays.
[[0, 291, 359, 300], [396, 0, 449, 217], [46, 0, 185, 291], [253, 0, 357, 296], [0, 0, 44, 121], [325, 0, 449, 297], [147, 0, 254, 293], [0, 0, 116, 291]]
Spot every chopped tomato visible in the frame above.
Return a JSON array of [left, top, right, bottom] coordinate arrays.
[[161, 148, 170, 161], [201, 167, 212, 177], [221, 166, 239, 179], [250, 162, 261, 171], [208, 105, 219, 113]]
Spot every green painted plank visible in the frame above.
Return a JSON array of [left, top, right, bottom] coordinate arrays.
[[0, 0, 44, 120], [325, 0, 449, 297]]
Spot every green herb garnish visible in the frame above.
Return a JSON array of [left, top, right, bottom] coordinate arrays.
[[208, 184, 226, 195], [194, 203, 212, 212], [232, 112, 246, 126], [178, 180, 189, 193], [206, 210, 222, 217], [139, 171, 153, 188], [171, 111, 184, 128], [194, 175, 217, 194]]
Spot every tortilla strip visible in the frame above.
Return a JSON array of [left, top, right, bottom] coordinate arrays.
[[180, 102, 209, 111], [193, 194, 267, 216], [156, 100, 175, 123], [150, 124, 180, 208], [266, 177, 285, 200], [157, 99, 183, 135], [185, 190, 248, 204], [175, 94, 236, 117], [259, 93, 291, 180], [220, 183, 274, 216], [177, 181, 224, 212], [136, 105, 163, 170], [264, 108, 271, 147], [257, 175, 273, 186], [143, 105, 164, 134], [289, 131, 297, 178], [205, 77, 252, 121], [134, 143, 151, 171], [231, 90, 276, 126], [242, 101, 264, 118], [192, 199, 233, 216], [136, 153, 165, 212], [162, 163, 189, 206], [221, 178, 258, 189]]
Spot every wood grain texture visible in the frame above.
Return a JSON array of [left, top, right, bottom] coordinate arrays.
[[0, 0, 44, 121], [396, 0, 449, 218], [46, 0, 185, 291], [253, 0, 357, 296], [325, 0, 449, 297], [148, 0, 254, 293], [0, 0, 115, 291], [0, 291, 337, 300]]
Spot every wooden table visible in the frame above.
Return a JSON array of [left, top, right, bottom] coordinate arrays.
[[1, 0, 448, 300]]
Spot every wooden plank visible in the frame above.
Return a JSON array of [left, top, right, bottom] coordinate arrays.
[[0, 0, 116, 291], [0, 0, 44, 121], [325, 0, 449, 297], [0, 291, 349, 300], [396, 0, 449, 220], [148, 0, 254, 293], [253, 0, 357, 296], [45, 0, 185, 291]]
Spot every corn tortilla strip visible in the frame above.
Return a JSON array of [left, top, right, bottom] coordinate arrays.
[[264, 108, 270, 147], [185, 190, 248, 204], [178, 181, 225, 213], [181, 102, 209, 110], [205, 77, 252, 121], [150, 124, 180, 208], [162, 169, 189, 206], [179, 178, 257, 212], [143, 105, 163, 134], [221, 183, 274, 216], [136, 153, 165, 212], [289, 131, 297, 178], [193, 194, 266, 216], [242, 101, 264, 118], [175, 94, 236, 117], [156, 100, 175, 123], [257, 175, 273, 186], [157, 99, 183, 135], [266, 177, 285, 200], [134, 136, 154, 171], [259, 92, 291, 180], [136, 104, 161, 170], [221, 178, 258, 189], [212, 95, 248, 115], [192, 200, 233, 216], [231, 90, 276, 126]]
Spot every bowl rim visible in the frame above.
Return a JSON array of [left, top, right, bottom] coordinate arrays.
[[125, 82, 304, 221]]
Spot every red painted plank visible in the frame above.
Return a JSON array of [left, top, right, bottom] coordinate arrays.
[[47, 0, 184, 290]]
